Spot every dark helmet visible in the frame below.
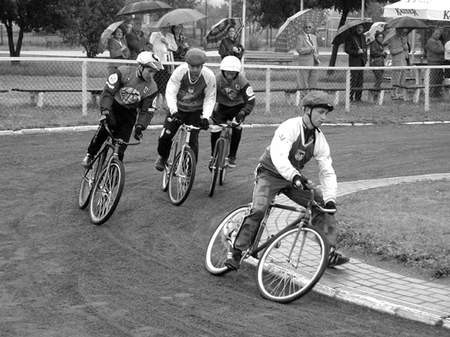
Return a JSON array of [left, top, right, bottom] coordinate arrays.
[[185, 48, 207, 66], [302, 91, 334, 112]]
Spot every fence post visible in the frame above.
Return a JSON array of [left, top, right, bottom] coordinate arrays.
[[424, 67, 430, 112], [345, 68, 351, 112], [265, 67, 271, 114], [81, 60, 88, 116]]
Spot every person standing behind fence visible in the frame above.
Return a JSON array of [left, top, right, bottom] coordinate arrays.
[[295, 21, 320, 95], [171, 24, 190, 62], [125, 21, 146, 60], [107, 27, 130, 74], [344, 24, 367, 102], [369, 31, 387, 103], [388, 28, 409, 100], [425, 28, 445, 98], [218, 26, 244, 60]]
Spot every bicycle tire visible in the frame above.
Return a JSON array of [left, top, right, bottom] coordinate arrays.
[[256, 225, 329, 303], [205, 205, 249, 275], [78, 153, 102, 209], [168, 147, 196, 206], [89, 158, 125, 225], [208, 140, 222, 197], [161, 164, 170, 192], [219, 166, 226, 186]]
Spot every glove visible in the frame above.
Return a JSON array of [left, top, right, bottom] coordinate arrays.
[[292, 174, 311, 190], [325, 201, 337, 211], [199, 118, 210, 130], [100, 110, 117, 129], [235, 110, 246, 124], [134, 124, 144, 140]]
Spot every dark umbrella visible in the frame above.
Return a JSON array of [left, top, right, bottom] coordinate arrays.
[[117, 1, 172, 16], [332, 19, 372, 45], [385, 16, 428, 30], [205, 17, 242, 44]]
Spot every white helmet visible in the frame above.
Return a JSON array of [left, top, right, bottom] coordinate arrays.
[[136, 51, 164, 71], [220, 56, 241, 73]]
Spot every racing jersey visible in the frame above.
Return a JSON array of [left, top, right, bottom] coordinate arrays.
[[100, 65, 159, 127], [259, 116, 337, 203], [216, 72, 255, 115], [165, 63, 216, 118]]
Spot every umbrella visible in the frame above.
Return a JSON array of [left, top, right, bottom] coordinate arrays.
[[274, 9, 325, 52], [152, 8, 206, 28], [116, 0, 172, 16], [332, 19, 372, 45], [205, 17, 242, 44], [365, 22, 386, 44], [383, 0, 450, 22], [385, 16, 428, 30], [99, 20, 125, 52]]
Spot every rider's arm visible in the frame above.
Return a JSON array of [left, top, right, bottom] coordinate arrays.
[[201, 67, 217, 119], [269, 119, 302, 182], [165, 64, 186, 115], [100, 70, 122, 112], [136, 92, 159, 128], [314, 132, 337, 203], [240, 81, 255, 116]]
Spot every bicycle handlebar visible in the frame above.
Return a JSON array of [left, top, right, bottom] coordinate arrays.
[[104, 124, 141, 146]]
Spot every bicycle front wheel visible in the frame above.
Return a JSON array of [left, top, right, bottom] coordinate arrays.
[[205, 205, 249, 275], [89, 158, 125, 225], [256, 225, 329, 303], [78, 154, 102, 209], [168, 147, 196, 206], [161, 164, 170, 192]]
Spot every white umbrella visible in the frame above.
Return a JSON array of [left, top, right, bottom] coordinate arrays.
[[275, 9, 311, 40], [99, 20, 125, 52], [152, 8, 205, 28], [383, 0, 450, 21]]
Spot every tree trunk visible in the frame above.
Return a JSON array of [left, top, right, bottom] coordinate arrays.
[[328, 9, 349, 69], [4, 19, 23, 57]]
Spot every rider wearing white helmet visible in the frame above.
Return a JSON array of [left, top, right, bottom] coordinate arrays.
[[209, 55, 255, 168], [81, 51, 161, 167], [155, 48, 217, 171]]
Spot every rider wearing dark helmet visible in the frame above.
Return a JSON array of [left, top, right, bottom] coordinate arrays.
[[225, 90, 349, 271], [81, 51, 162, 167]]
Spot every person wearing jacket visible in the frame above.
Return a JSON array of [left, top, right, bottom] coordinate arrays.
[[210, 56, 255, 168], [81, 52, 162, 167], [295, 21, 320, 93], [218, 26, 244, 60], [225, 91, 349, 271], [369, 32, 387, 102], [425, 28, 445, 97]]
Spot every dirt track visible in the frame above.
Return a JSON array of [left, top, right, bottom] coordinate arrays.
[[1, 125, 449, 337]]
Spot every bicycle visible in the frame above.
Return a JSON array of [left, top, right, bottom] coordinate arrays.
[[160, 123, 200, 206], [208, 121, 238, 197], [204, 188, 334, 303], [78, 124, 140, 225]]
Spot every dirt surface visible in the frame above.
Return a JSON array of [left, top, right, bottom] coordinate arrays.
[[1, 124, 449, 337]]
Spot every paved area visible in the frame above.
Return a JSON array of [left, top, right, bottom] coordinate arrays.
[[275, 173, 450, 329]]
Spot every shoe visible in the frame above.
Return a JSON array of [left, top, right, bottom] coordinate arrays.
[[224, 248, 242, 271], [81, 153, 93, 168], [155, 156, 166, 172], [227, 157, 236, 168], [327, 249, 349, 268]]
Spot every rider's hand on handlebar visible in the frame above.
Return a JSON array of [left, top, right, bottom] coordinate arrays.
[[100, 109, 117, 129], [235, 110, 246, 124], [133, 124, 144, 140], [324, 201, 337, 212], [292, 174, 313, 190]]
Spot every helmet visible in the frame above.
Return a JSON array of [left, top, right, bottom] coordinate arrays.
[[136, 51, 164, 71], [220, 56, 241, 73], [185, 48, 207, 66], [302, 91, 334, 112]]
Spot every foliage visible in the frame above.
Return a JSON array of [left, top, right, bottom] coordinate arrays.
[[58, 0, 125, 58], [0, 0, 66, 56]]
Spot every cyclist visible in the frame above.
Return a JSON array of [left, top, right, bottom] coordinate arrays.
[[81, 51, 162, 167], [210, 55, 255, 168], [225, 90, 349, 270], [155, 48, 216, 171]]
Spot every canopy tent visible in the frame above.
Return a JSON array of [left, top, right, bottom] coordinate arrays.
[[383, 0, 450, 21]]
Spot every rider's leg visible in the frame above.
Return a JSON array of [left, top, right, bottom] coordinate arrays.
[[114, 106, 137, 161], [210, 131, 221, 156], [157, 114, 181, 160], [86, 123, 109, 158], [228, 125, 242, 160]]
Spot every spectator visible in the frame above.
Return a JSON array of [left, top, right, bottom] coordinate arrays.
[[171, 24, 190, 62], [218, 26, 244, 60], [125, 21, 147, 60], [425, 28, 445, 97], [369, 31, 387, 102], [295, 21, 320, 95], [444, 38, 450, 78], [107, 27, 130, 60], [344, 24, 367, 102], [388, 28, 409, 100]]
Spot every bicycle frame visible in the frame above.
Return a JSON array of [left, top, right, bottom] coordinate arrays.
[[168, 124, 199, 176], [212, 124, 233, 171]]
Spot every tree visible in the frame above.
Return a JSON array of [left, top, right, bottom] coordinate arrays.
[[0, 0, 66, 56], [59, 0, 125, 58]]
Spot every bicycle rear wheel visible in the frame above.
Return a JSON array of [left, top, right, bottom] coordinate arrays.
[[168, 147, 196, 206], [78, 154, 101, 209], [89, 158, 125, 225], [256, 225, 329, 303], [161, 163, 170, 192], [205, 205, 249, 275]]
